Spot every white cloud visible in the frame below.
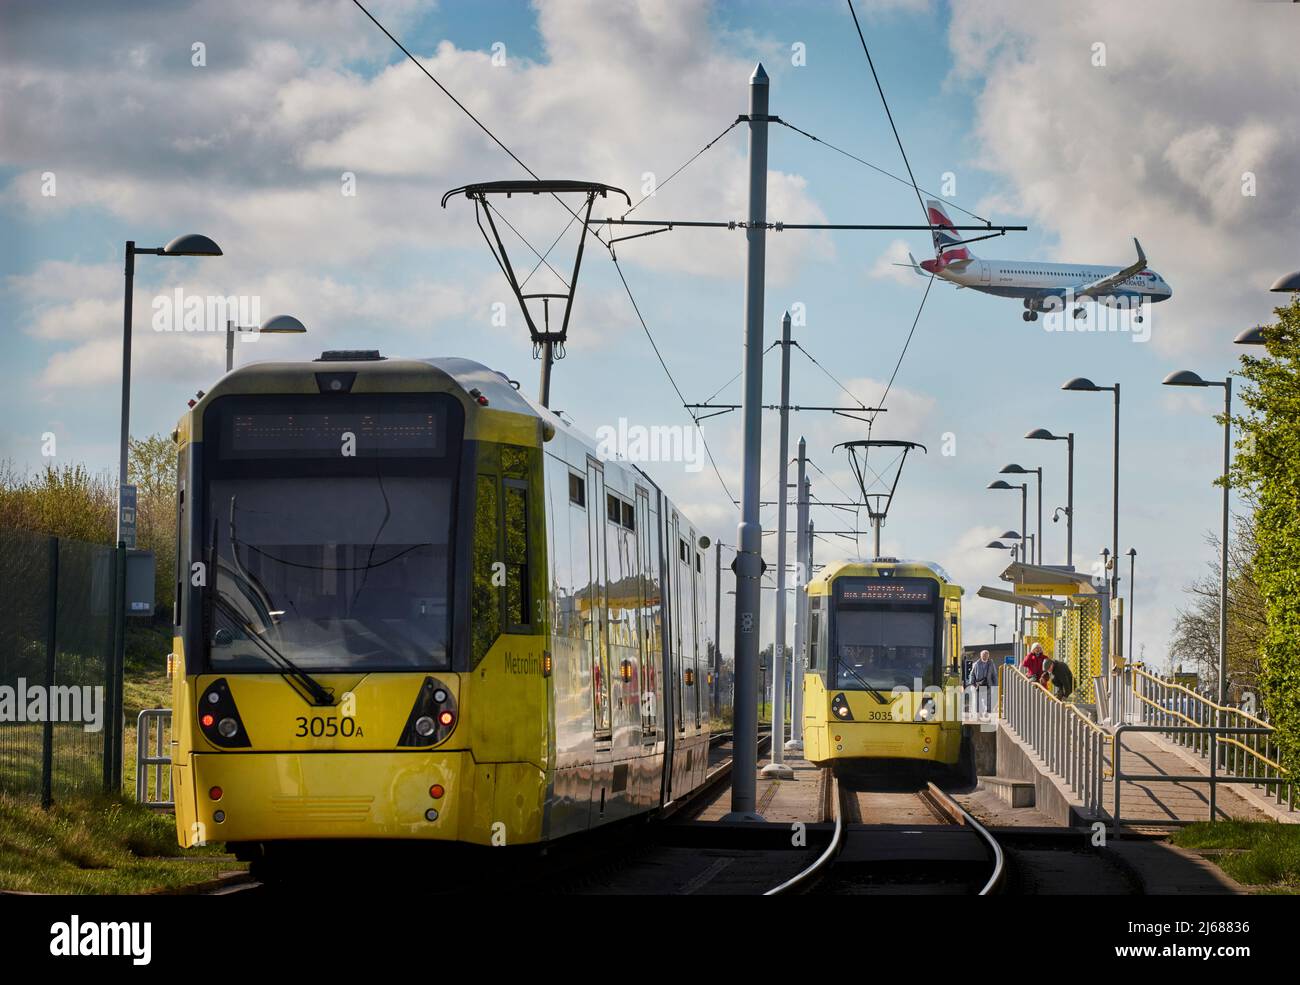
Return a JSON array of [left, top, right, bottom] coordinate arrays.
[[947, 0, 1300, 356], [868, 238, 919, 285]]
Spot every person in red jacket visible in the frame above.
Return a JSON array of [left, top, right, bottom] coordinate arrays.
[[1022, 642, 1046, 682]]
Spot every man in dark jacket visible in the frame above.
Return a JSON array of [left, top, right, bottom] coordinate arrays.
[[1041, 657, 1074, 699]]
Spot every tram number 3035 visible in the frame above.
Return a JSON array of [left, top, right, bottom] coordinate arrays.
[[295, 715, 364, 738]]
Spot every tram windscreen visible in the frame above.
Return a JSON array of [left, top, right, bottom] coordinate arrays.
[[833, 577, 939, 690], [201, 393, 461, 672]]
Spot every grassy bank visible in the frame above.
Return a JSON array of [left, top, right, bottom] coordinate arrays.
[[1172, 820, 1300, 894], [0, 792, 242, 894]]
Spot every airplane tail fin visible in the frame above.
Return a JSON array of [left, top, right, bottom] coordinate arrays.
[[926, 199, 974, 264]]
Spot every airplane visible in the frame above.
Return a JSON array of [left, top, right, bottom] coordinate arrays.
[[903, 200, 1172, 323]]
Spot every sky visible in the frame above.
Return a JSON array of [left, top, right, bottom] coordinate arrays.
[[2, 0, 1297, 668]]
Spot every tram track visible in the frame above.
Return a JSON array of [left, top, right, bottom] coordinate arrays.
[[768, 771, 1004, 895]]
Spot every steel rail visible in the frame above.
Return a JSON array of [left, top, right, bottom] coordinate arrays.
[[763, 772, 843, 895]]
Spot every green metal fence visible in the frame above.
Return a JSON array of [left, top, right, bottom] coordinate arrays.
[[0, 529, 120, 804]]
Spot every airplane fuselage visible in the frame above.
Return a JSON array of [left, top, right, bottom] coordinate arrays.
[[938, 259, 1172, 307]]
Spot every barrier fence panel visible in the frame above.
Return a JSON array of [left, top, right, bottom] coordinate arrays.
[[1000, 664, 1108, 816], [1116, 665, 1295, 815], [0, 529, 116, 804], [135, 709, 173, 808]]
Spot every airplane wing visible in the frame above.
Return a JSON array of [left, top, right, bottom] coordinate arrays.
[[1071, 238, 1147, 299]]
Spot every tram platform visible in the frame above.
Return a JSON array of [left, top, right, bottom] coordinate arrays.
[[693, 752, 830, 824]]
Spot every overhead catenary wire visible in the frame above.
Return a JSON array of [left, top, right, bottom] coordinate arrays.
[[609, 253, 736, 508], [845, 0, 929, 227], [623, 119, 743, 218], [351, 0, 609, 250], [774, 119, 989, 225]]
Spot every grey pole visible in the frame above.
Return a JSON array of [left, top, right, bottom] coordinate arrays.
[[1219, 379, 1232, 706], [725, 63, 770, 821], [538, 340, 554, 408], [1035, 467, 1043, 564], [787, 455, 809, 752], [713, 539, 722, 719], [226, 319, 235, 372], [1066, 433, 1075, 568], [1112, 384, 1121, 599], [1127, 548, 1136, 664], [117, 242, 135, 548], [762, 314, 794, 778]]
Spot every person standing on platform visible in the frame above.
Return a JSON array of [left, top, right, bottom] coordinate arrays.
[[968, 649, 998, 715], [1022, 642, 1047, 682]]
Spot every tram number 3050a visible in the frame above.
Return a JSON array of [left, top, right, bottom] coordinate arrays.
[[295, 715, 364, 738]]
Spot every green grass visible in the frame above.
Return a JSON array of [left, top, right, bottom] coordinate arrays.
[[1172, 821, 1300, 894], [0, 791, 243, 894]]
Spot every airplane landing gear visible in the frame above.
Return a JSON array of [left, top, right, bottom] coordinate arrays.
[[1072, 307, 1086, 319], [1022, 310, 1038, 322]]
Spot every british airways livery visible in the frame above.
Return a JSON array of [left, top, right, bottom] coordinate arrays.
[[906, 200, 1172, 323]]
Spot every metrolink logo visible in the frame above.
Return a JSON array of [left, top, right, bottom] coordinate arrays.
[[150, 287, 261, 334], [594, 418, 706, 473], [0, 679, 104, 733], [49, 915, 152, 965]]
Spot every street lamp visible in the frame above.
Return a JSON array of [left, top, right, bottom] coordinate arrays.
[[1001, 464, 1042, 563], [1062, 377, 1120, 598], [989, 623, 998, 646], [988, 480, 1028, 569], [119, 234, 223, 546], [1026, 428, 1075, 568], [1162, 369, 1232, 706], [226, 313, 308, 371]]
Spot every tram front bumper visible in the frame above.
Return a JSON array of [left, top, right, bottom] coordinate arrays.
[[179, 751, 545, 846]]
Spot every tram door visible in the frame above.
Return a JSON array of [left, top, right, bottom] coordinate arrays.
[[636, 488, 657, 743], [670, 511, 685, 737], [585, 458, 612, 738]]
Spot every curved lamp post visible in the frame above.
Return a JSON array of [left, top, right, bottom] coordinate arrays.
[[226, 313, 308, 371], [120, 233, 223, 546], [1062, 377, 1120, 598], [1026, 427, 1075, 568], [1162, 369, 1232, 707], [1001, 463, 1042, 563], [988, 480, 1028, 569]]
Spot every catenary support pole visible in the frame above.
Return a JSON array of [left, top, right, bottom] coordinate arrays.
[[725, 63, 770, 821]]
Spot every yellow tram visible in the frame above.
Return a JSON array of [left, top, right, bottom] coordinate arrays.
[[169, 352, 714, 855], [801, 559, 969, 772]]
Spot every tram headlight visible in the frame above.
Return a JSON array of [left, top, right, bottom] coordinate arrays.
[[414, 715, 436, 737], [914, 699, 936, 723], [217, 717, 239, 738]]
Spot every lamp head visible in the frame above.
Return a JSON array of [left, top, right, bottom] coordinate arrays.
[[1000, 463, 1030, 474], [1025, 428, 1058, 440], [258, 313, 307, 334], [1269, 270, 1300, 293], [987, 480, 1013, 490], [161, 233, 223, 257], [1061, 377, 1100, 392], [1162, 369, 1208, 387], [1234, 326, 1267, 346]]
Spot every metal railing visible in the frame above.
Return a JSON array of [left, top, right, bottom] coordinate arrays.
[[1113, 723, 1280, 832], [1114, 666, 1295, 814], [135, 708, 172, 809], [1000, 665, 1109, 816]]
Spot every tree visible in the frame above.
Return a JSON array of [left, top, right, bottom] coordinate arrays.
[[1230, 296, 1300, 778], [1168, 511, 1267, 698]]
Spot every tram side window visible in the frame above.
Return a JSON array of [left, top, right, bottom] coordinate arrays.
[[569, 472, 585, 507], [504, 480, 531, 629], [809, 611, 820, 670], [471, 474, 501, 664]]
